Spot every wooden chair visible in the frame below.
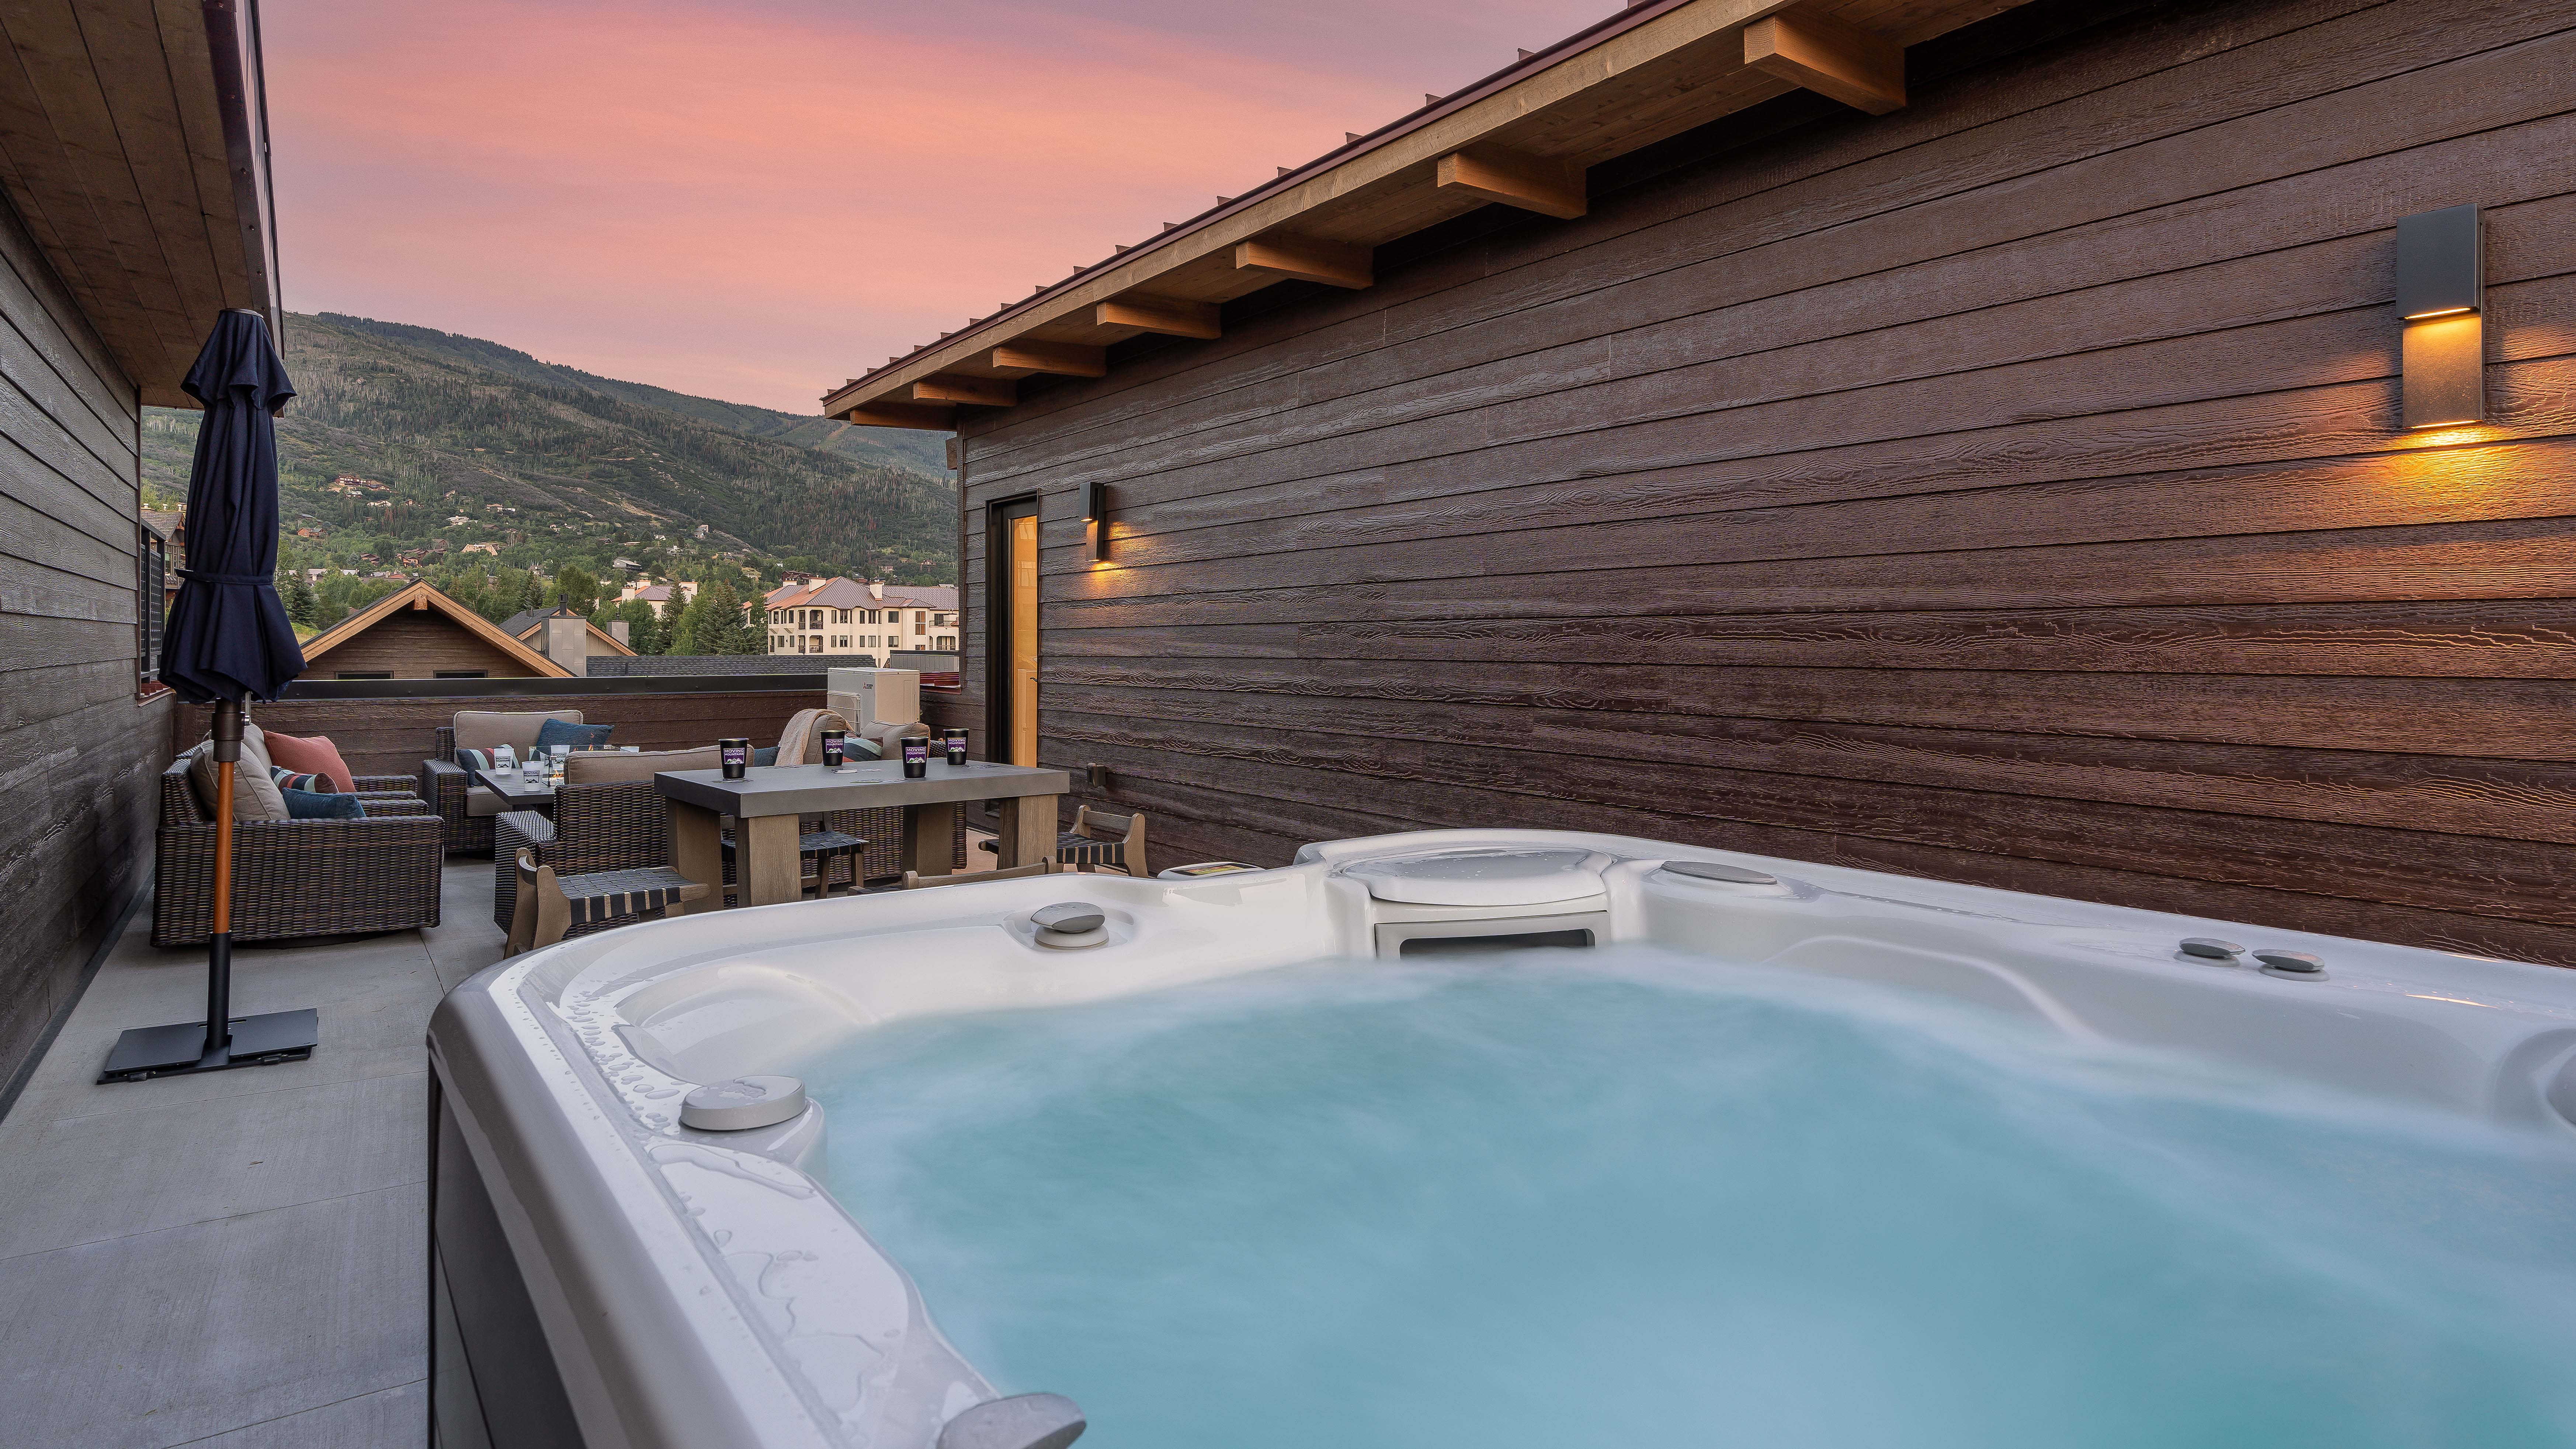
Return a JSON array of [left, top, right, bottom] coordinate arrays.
[[902, 860, 1054, 889], [974, 805, 1149, 876], [507, 846, 712, 955]]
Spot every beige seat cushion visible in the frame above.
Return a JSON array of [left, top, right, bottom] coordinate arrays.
[[563, 745, 722, 784], [858, 719, 930, 753], [465, 785, 508, 817], [773, 709, 854, 766], [186, 723, 289, 821], [452, 709, 583, 756]]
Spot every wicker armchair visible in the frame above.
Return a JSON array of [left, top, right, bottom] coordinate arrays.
[[153, 759, 444, 946]]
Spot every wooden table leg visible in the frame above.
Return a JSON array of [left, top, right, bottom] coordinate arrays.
[[664, 800, 724, 913], [737, 814, 805, 907], [996, 793, 1057, 869], [903, 801, 957, 878]]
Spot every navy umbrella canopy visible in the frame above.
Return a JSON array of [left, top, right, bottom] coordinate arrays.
[[160, 309, 303, 703], [100, 310, 321, 1083]]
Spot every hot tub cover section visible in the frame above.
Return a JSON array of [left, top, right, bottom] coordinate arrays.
[[1338, 847, 1614, 906]]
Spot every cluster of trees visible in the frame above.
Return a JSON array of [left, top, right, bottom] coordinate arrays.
[[274, 566, 399, 632]]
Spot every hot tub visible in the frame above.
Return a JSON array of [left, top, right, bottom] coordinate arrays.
[[428, 828, 2576, 1449]]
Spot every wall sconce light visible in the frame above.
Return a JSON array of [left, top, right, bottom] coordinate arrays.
[[2397, 204, 2483, 428], [1081, 480, 1110, 561]]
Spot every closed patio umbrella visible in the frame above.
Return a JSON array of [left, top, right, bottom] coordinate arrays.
[[103, 309, 317, 1080]]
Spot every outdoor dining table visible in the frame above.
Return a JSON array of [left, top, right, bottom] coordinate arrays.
[[653, 758, 1072, 910]]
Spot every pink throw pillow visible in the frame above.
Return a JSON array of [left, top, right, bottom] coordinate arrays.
[[261, 730, 357, 793]]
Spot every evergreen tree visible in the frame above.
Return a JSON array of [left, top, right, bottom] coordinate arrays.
[[552, 563, 599, 615], [667, 588, 710, 656], [285, 576, 322, 628]]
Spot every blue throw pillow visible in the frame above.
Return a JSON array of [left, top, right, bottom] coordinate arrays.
[[534, 718, 614, 752], [752, 746, 779, 767], [282, 787, 366, 820], [270, 765, 333, 793], [846, 736, 882, 759], [454, 747, 493, 773]]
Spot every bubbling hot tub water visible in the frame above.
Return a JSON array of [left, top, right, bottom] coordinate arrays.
[[805, 947, 2576, 1449]]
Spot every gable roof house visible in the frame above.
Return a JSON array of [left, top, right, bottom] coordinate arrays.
[[819, 0, 2576, 965], [296, 580, 575, 680], [0, 0, 284, 1092]]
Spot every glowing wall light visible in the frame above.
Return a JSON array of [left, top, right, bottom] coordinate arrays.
[[2397, 204, 2483, 428], [1081, 480, 1110, 562]]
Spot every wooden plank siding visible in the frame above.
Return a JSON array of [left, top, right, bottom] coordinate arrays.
[[0, 181, 163, 1094], [952, 0, 2576, 963]]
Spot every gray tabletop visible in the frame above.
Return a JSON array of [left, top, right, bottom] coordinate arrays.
[[653, 760, 1071, 817], [473, 768, 555, 803]]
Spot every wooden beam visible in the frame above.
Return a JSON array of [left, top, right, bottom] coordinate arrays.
[[1233, 234, 1373, 289], [911, 375, 1017, 407], [1094, 296, 1222, 340], [990, 341, 1107, 378], [1744, 8, 1905, 115], [837, 400, 956, 431], [1434, 145, 1586, 219]]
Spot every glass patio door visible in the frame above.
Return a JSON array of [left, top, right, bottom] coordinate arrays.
[[989, 497, 1041, 766]]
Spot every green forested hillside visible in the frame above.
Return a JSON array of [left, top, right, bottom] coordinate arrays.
[[141, 311, 956, 590]]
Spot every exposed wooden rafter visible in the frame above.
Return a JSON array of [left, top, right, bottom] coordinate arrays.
[[1234, 234, 1374, 290], [842, 400, 956, 431], [1435, 144, 1587, 219], [990, 342, 1108, 378], [1094, 297, 1223, 340], [911, 375, 1017, 407], [1743, 7, 1906, 115]]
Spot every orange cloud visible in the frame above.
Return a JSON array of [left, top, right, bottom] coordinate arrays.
[[264, 0, 1612, 410]]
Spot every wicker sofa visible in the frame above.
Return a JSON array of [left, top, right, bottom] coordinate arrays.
[[152, 757, 445, 946]]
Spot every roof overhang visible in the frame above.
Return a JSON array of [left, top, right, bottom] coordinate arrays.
[[821, 0, 2024, 427], [0, 0, 282, 408]]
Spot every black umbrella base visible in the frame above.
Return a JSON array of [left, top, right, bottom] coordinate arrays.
[[98, 1008, 318, 1083]]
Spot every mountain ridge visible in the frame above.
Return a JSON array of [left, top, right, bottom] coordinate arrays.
[[142, 311, 958, 588]]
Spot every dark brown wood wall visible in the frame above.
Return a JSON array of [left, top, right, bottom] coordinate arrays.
[[171, 690, 827, 780], [295, 611, 545, 681], [954, 0, 2576, 964], [0, 191, 166, 1094]]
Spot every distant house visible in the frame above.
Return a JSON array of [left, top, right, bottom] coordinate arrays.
[[611, 557, 639, 570], [460, 542, 500, 556], [763, 577, 957, 656], [619, 580, 698, 606], [446, 515, 471, 526], [294, 581, 576, 681]]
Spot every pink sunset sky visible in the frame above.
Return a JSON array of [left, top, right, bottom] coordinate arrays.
[[264, 0, 1618, 414]]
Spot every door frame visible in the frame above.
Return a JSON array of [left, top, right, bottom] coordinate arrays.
[[984, 494, 1041, 764]]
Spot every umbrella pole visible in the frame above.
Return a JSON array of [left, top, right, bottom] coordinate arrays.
[[202, 701, 239, 1061], [100, 699, 319, 1083]]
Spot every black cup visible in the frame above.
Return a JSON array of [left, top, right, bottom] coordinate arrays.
[[943, 727, 968, 766], [720, 737, 749, 780], [902, 737, 928, 779], [821, 728, 846, 768]]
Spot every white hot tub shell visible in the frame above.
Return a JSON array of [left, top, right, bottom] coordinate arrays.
[[426, 828, 2576, 1449]]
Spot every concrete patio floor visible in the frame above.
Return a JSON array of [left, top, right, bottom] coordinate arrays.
[[0, 835, 1008, 1448]]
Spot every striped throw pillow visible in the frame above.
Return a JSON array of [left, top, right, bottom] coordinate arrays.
[[270, 765, 334, 794], [454, 747, 493, 774]]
